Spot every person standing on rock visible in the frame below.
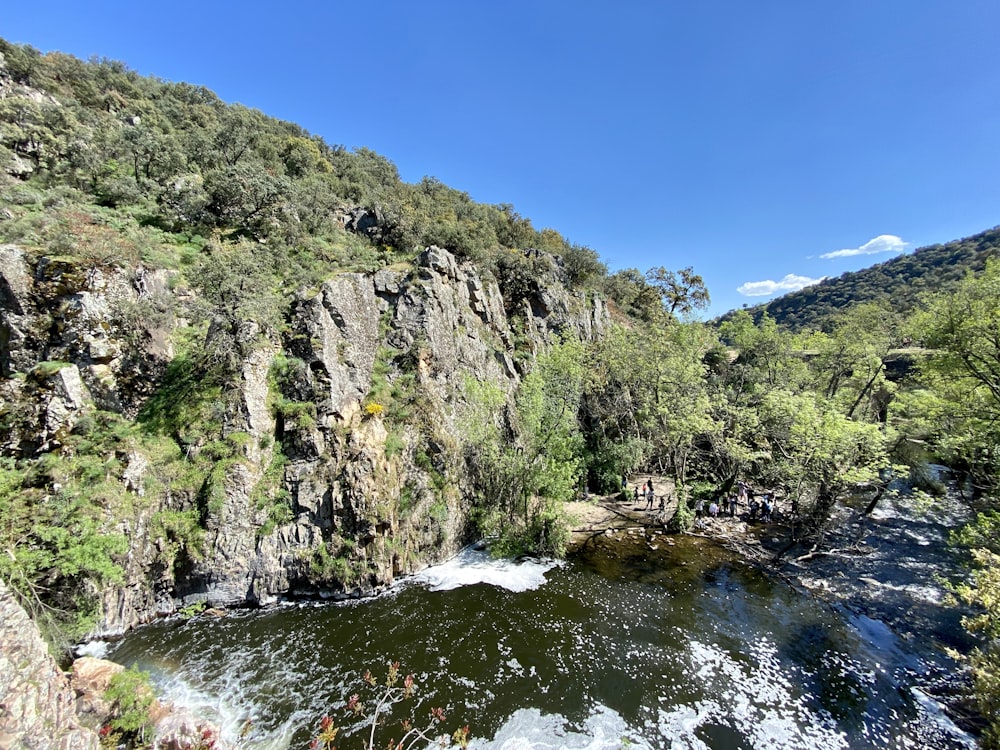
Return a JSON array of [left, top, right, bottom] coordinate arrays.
[[645, 485, 655, 510]]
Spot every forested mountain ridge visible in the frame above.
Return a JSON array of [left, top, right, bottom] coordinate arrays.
[[719, 225, 1000, 331]]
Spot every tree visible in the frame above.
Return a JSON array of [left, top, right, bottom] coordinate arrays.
[[909, 261, 1000, 741], [810, 303, 897, 420], [191, 241, 282, 375], [460, 340, 586, 555], [645, 266, 710, 316], [760, 390, 887, 543], [560, 243, 606, 289], [912, 259, 1000, 493], [203, 162, 289, 236], [584, 320, 716, 491], [603, 269, 663, 322]]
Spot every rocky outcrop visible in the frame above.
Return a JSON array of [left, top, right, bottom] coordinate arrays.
[[0, 579, 99, 750], [0, 242, 610, 633], [0, 245, 176, 451], [70, 657, 225, 750], [0, 581, 225, 750]]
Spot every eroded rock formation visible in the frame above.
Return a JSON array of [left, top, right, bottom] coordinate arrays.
[[0, 242, 609, 635]]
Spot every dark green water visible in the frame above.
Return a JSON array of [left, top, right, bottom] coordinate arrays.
[[105, 541, 974, 749]]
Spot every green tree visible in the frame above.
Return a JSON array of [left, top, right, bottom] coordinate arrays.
[[584, 320, 716, 493], [603, 269, 663, 322], [103, 666, 155, 747], [203, 162, 289, 236], [191, 241, 283, 374], [760, 390, 887, 543], [461, 340, 586, 555], [560, 243, 606, 289], [810, 303, 897, 420], [645, 265, 711, 316], [708, 311, 810, 492], [909, 261, 1000, 741], [912, 259, 1000, 493]]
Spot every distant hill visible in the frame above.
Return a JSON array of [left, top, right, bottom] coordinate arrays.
[[719, 226, 1000, 331]]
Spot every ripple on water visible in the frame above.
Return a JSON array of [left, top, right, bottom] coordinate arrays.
[[106, 547, 976, 750]]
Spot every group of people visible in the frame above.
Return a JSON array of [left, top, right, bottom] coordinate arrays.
[[619, 474, 776, 523], [693, 481, 777, 523], [625, 476, 666, 513]]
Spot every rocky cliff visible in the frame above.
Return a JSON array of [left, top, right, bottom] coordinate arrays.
[[0, 240, 608, 635], [0, 579, 99, 750]]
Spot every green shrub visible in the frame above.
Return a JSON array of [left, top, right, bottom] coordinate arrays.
[[385, 431, 406, 458], [103, 666, 155, 746], [308, 543, 354, 585], [668, 488, 695, 532]]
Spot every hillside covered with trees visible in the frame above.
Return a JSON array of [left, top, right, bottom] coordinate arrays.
[[720, 226, 1000, 332], [1, 38, 999, 746]]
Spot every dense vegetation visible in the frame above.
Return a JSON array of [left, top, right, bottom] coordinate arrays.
[[1, 39, 999, 745], [720, 226, 1000, 332]]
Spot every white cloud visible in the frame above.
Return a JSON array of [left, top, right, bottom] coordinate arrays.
[[820, 234, 907, 259], [737, 274, 825, 297]]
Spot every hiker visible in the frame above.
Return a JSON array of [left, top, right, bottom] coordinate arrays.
[[645, 486, 655, 510], [728, 495, 738, 517], [695, 497, 705, 518], [708, 500, 719, 518]]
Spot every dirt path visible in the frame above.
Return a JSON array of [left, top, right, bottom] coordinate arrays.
[[565, 475, 678, 551]]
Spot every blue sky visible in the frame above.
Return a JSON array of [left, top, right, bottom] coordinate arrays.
[[5, 1, 1000, 317]]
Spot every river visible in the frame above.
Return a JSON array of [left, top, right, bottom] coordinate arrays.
[[104, 538, 975, 749]]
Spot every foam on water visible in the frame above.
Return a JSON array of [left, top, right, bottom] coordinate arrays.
[[910, 688, 978, 749], [144, 646, 323, 750], [476, 705, 635, 750], [75, 640, 110, 658], [658, 638, 850, 749], [413, 546, 561, 592]]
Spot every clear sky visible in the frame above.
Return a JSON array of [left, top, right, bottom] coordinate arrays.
[[5, 1, 1000, 317]]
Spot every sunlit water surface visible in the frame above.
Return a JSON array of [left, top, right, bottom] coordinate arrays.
[[104, 544, 975, 749]]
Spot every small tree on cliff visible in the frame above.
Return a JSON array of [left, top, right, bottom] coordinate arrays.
[[190, 239, 283, 376]]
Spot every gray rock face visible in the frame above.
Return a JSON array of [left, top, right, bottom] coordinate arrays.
[[300, 273, 381, 420], [0, 243, 611, 632], [0, 248, 174, 420], [0, 244, 34, 377], [0, 580, 99, 750]]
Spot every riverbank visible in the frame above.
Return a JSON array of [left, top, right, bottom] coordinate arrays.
[[566, 474, 678, 550]]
